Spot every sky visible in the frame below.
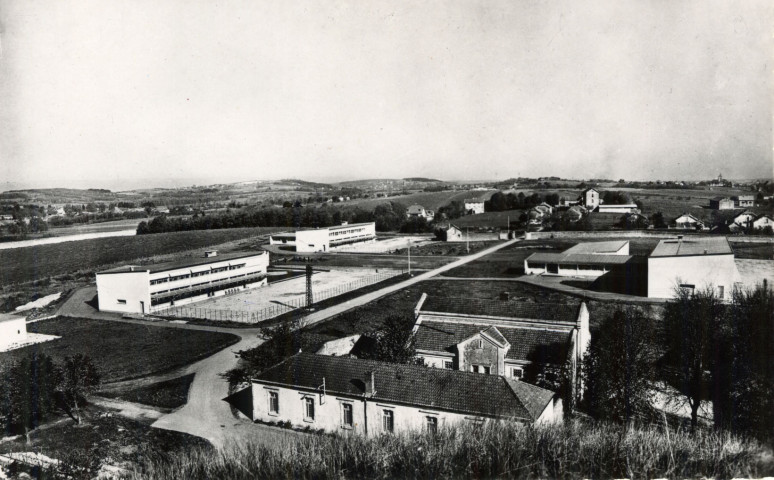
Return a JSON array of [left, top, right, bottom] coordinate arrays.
[[0, 0, 772, 190]]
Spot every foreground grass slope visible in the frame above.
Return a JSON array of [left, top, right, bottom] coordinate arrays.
[[129, 420, 773, 479]]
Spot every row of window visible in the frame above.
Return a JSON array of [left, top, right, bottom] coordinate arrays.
[[149, 264, 248, 285], [437, 359, 523, 379], [329, 228, 368, 237], [267, 392, 442, 433]]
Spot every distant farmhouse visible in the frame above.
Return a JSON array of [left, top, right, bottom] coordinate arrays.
[[269, 222, 376, 253], [709, 197, 735, 210], [246, 353, 562, 436], [464, 199, 485, 215], [671, 213, 706, 230], [411, 294, 589, 401], [406, 205, 434, 221], [436, 224, 464, 242], [524, 241, 631, 277], [733, 195, 755, 208], [96, 250, 269, 314], [647, 236, 740, 299]]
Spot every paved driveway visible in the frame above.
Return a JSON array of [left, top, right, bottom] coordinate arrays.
[[150, 238, 520, 449]]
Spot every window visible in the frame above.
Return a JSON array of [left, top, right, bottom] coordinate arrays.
[[717, 285, 725, 299], [382, 410, 394, 433], [426, 416, 438, 435], [679, 283, 695, 294], [472, 339, 483, 349], [443, 360, 453, 369], [304, 397, 315, 421], [342, 403, 353, 428], [117, 299, 127, 305], [471, 365, 479, 373], [482, 366, 491, 375], [268, 391, 279, 414], [511, 367, 524, 380]]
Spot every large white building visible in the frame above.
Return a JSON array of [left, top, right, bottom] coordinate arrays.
[[647, 237, 740, 300], [269, 222, 376, 253], [524, 241, 631, 277], [464, 199, 485, 215], [246, 353, 561, 436], [96, 250, 270, 314]]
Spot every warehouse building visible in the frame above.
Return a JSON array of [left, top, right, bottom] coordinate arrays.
[[96, 250, 270, 314], [524, 240, 632, 277], [246, 353, 561, 436], [269, 222, 376, 253], [647, 237, 740, 299]]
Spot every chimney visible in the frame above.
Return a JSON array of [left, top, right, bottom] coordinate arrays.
[[365, 371, 376, 396], [204, 250, 217, 258]]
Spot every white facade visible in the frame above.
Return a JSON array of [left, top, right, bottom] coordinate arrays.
[[464, 200, 485, 215], [753, 216, 774, 231], [523, 241, 631, 278], [295, 222, 376, 253], [647, 238, 740, 299], [0, 315, 27, 350], [96, 251, 270, 314], [597, 204, 638, 213], [581, 189, 600, 210]]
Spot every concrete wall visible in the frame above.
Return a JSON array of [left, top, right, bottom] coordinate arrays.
[[96, 271, 150, 314], [250, 383, 550, 436], [296, 229, 331, 252], [647, 254, 740, 299], [0, 317, 27, 348]]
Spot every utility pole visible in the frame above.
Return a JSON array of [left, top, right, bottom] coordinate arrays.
[[407, 239, 411, 276], [466, 227, 470, 253]]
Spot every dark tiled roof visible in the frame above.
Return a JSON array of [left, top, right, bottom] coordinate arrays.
[[253, 353, 554, 421], [420, 297, 580, 323], [481, 326, 507, 347], [414, 321, 571, 364], [98, 251, 266, 275]]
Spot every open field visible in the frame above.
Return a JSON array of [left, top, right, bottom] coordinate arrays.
[[0, 227, 282, 287], [0, 317, 240, 383], [46, 218, 146, 236], [451, 209, 524, 228], [344, 189, 494, 211], [306, 278, 659, 347]]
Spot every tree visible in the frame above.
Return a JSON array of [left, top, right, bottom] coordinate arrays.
[[582, 309, 657, 425], [660, 286, 724, 430], [59, 354, 101, 424], [226, 318, 304, 386], [651, 212, 667, 229], [714, 284, 774, 440], [0, 353, 60, 443], [360, 313, 419, 365]]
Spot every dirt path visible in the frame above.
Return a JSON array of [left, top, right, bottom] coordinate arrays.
[[149, 239, 520, 449]]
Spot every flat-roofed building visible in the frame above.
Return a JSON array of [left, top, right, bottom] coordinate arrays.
[[96, 250, 270, 314], [246, 353, 561, 436], [269, 222, 376, 253], [647, 237, 740, 300], [464, 199, 485, 214], [597, 203, 638, 214], [524, 241, 631, 277]]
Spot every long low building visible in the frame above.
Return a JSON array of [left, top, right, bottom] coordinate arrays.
[[524, 240, 631, 277], [96, 250, 270, 314], [0, 314, 27, 351], [269, 222, 376, 253], [647, 236, 740, 299], [247, 353, 561, 436]]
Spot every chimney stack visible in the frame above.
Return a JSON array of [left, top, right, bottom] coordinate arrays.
[[365, 371, 376, 396]]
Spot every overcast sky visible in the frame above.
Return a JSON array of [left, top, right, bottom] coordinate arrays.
[[0, 0, 771, 190]]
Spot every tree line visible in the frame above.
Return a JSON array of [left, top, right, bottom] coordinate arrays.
[[583, 284, 774, 442], [137, 202, 418, 234], [0, 353, 101, 442]]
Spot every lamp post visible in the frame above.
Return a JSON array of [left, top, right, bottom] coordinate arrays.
[[407, 239, 411, 276]]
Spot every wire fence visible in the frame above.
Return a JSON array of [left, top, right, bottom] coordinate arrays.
[[155, 269, 405, 324]]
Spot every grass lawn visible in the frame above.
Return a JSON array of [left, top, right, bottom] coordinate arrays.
[[99, 374, 195, 409], [448, 210, 524, 229], [0, 317, 240, 383]]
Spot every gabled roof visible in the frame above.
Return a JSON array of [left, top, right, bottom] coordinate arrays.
[[415, 321, 571, 364], [407, 205, 426, 213], [419, 297, 581, 324], [673, 213, 702, 223], [480, 326, 509, 348], [252, 353, 554, 421]]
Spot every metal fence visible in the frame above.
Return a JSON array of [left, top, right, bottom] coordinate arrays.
[[155, 269, 405, 324]]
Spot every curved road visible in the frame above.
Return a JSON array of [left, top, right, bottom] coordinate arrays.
[[151, 238, 520, 449]]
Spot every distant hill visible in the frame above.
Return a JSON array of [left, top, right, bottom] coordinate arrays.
[[403, 177, 443, 182]]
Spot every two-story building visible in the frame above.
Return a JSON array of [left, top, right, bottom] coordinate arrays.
[[710, 197, 735, 210], [733, 195, 755, 208], [96, 250, 270, 314], [406, 205, 435, 221], [411, 294, 589, 401], [269, 222, 377, 253], [579, 188, 600, 211], [247, 353, 561, 436]]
